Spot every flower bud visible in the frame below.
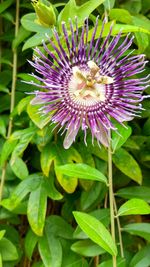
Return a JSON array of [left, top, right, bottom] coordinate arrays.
[[32, 0, 56, 27]]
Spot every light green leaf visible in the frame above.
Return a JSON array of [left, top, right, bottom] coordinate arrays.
[[112, 124, 132, 152], [41, 143, 56, 177], [0, 237, 18, 261], [38, 234, 62, 267], [0, 139, 17, 167], [27, 102, 53, 129], [112, 148, 142, 184], [123, 223, 150, 242], [73, 211, 117, 256], [41, 142, 82, 193], [73, 209, 110, 239], [0, 117, 6, 138], [109, 8, 132, 24], [129, 244, 150, 267], [0, 230, 5, 240], [58, 0, 104, 28], [103, 0, 115, 10], [17, 96, 32, 115], [10, 157, 29, 180], [1, 173, 42, 210], [21, 13, 50, 32], [27, 182, 47, 236], [71, 239, 105, 257], [56, 163, 108, 185], [116, 186, 150, 202], [117, 199, 150, 216], [43, 176, 63, 201], [22, 31, 52, 51]]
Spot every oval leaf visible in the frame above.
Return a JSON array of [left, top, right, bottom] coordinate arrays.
[[116, 186, 150, 202], [117, 199, 150, 216], [112, 148, 142, 184], [73, 211, 117, 256], [27, 182, 47, 236], [56, 163, 107, 185], [123, 223, 150, 242]]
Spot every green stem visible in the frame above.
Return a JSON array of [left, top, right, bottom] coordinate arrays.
[[0, 0, 20, 202], [113, 196, 124, 258], [108, 130, 117, 267]]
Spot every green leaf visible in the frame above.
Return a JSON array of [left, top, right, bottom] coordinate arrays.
[[45, 215, 74, 240], [56, 163, 108, 185], [112, 148, 142, 184], [0, 0, 14, 14], [0, 139, 17, 167], [12, 26, 31, 49], [103, 0, 115, 10], [71, 239, 105, 257], [27, 102, 53, 129], [80, 182, 107, 211], [38, 234, 62, 267], [98, 257, 126, 267], [58, 0, 104, 28], [0, 230, 5, 240], [116, 186, 150, 202], [117, 199, 150, 216], [43, 176, 63, 201], [41, 142, 82, 193], [109, 8, 132, 24], [112, 124, 132, 152], [22, 31, 52, 51], [73, 209, 110, 239], [21, 13, 51, 32], [27, 181, 47, 236], [73, 211, 117, 256], [0, 237, 18, 261], [0, 117, 6, 137], [129, 244, 150, 267], [123, 223, 150, 242], [17, 96, 32, 115], [25, 229, 38, 260], [1, 173, 42, 210], [10, 157, 29, 180]]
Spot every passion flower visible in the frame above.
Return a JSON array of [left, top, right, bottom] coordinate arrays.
[[28, 17, 149, 149]]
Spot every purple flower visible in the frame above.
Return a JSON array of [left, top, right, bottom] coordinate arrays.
[[28, 17, 149, 149]]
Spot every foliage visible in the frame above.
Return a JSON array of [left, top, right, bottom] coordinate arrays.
[[0, 0, 150, 266]]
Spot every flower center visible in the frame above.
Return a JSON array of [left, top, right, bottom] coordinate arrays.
[[68, 61, 114, 107]]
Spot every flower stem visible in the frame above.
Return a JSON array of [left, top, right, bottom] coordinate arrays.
[[113, 196, 124, 258], [108, 130, 117, 267], [0, 0, 20, 202]]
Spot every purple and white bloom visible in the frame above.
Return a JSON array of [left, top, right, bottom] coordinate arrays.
[[28, 17, 149, 149]]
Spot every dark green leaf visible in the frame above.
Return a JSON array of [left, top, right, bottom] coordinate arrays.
[[0, 0, 14, 14], [129, 244, 150, 267], [116, 186, 150, 202], [123, 223, 150, 242]]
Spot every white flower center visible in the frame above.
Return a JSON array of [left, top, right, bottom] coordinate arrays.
[[68, 61, 114, 107]]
